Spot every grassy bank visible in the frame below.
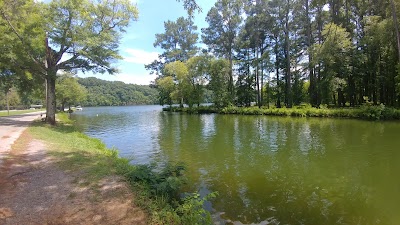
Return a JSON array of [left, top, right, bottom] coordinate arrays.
[[29, 113, 214, 225], [0, 109, 43, 117], [164, 104, 400, 120]]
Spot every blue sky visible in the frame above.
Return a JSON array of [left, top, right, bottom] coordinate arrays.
[[78, 0, 216, 85]]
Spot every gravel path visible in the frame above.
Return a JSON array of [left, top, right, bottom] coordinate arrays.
[[0, 113, 147, 224], [0, 111, 44, 167]]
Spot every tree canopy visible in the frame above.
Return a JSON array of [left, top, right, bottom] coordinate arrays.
[[149, 0, 400, 109], [0, 0, 138, 124]]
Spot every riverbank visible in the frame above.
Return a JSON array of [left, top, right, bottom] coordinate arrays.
[[163, 104, 400, 120], [0, 113, 147, 224], [25, 113, 213, 224]]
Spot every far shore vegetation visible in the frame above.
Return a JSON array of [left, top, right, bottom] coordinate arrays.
[[163, 104, 400, 121], [29, 113, 216, 225]]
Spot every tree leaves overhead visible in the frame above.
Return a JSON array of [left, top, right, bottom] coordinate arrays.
[[47, 0, 139, 74]]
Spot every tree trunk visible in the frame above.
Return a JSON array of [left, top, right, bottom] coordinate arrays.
[[6, 90, 10, 116], [256, 49, 261, 108], [46, 71, 57, 125], [61, 101, 66, 112], [391, 0, 400, 63], [266, 74, 270, 108], [316, 5, 323, 106], [275, 37, 281, 108], [333, 92, 336, 106], [306, 0, 317, 106], [285, 0, 292, 108], [260, 44, 264, 107], [229, 54, 234, 103]]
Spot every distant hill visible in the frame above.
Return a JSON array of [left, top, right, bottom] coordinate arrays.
[[78, 77, 158, 106]]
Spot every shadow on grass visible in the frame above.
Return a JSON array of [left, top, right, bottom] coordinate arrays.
[[49, 150, 124, 183], [30, 120, 80, 134]]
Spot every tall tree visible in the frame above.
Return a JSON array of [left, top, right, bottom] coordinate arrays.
[[56, 74, 87, 111], [313, 23, 353, 105], [241, 0, 272, 107], [0, 70, 14, 115], [157, 76, 175, 107], [202, 0, 243, 104], [0, 0, 138, 124], [146, 17, 199, 75], [164, 61, 190, 107], [208, 58, 231, 108]]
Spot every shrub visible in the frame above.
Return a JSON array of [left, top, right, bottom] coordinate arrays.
[[125, 162, 215, 224], [177, 192, 218, 225], [127, 163, 186, 201], [359, 104, 386, 120], [167, 104, 400, 120]]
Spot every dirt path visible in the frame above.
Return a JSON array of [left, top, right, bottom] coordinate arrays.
[[0, 114, 147, 224], [0, 112, 44, 167]]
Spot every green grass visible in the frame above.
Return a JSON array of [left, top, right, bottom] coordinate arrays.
[[0, 109, 44, 117], [29, 112, 215, 225]]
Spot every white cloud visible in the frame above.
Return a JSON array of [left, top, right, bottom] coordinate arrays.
[[123, 48, 160, 65]]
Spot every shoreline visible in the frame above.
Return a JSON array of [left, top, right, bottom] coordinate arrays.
[[27, 113, 214, 224], [163, 105, 400, 120]]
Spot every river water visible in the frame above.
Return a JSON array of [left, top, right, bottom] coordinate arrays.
[[72, 105, 400, 225]]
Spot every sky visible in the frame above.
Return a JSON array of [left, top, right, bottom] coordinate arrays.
[[77, 0, 217, 85]]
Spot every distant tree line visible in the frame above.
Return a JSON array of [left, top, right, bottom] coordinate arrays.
[[0, 76, 158, 110], [78, 77, 158, 106], [148, 0, 400, 109]]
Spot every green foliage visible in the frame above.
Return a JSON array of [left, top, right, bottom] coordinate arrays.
[[177, 0, 202, 17], [146, 17, 198, 75], [358, 104, 400, 120], [164, 61, 190, 107], [163, 105, 219, 114], [172, 105, 400, 121], [312, 23, 353, 105], [127, 163, 186, 200], [156, 76, 175, 106], [177, 192, 218, 225], [78, 77, 158, 106], [56, 74, 87, 109], [208, 58, 231, 108], [161, 57, 209, 108], [202, 0, 242, 59]]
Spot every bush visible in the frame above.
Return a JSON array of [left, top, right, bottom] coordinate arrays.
[[359, 104, 386, 120], [127, 163, 186, 201], [125, 162, 215, 224], [177, 192, 218, 225]]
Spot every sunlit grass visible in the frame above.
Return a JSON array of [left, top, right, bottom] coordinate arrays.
[[28, 112, 214, 224], [0, 109, 44, 117], [29, 115, 125, 182]]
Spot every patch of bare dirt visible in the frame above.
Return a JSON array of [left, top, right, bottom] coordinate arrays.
[[0, 131, 147, 225]]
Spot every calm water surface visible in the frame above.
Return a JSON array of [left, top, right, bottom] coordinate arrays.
[[73, 105, 400, 225]]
